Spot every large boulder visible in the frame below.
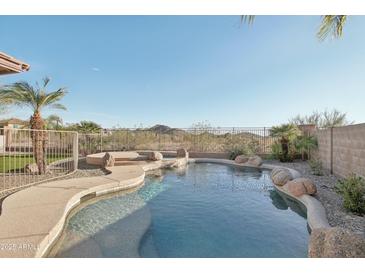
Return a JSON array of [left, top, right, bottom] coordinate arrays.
[[309, 228, 365, 258], [303, 180, 317, 195], [247, 156, 263, 166], [234, 155, 249, 164], [147, 151, 163, 161], [102, 152, 115, 167], [177, 148, 188, 158], [285, 178, 317, 197], [271, 168, 293, 186], [25, 163, 39, 174], [271, 167, 286, 178], [285, 180, 307, 197]]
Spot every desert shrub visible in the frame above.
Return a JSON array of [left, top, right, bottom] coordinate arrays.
[[269, 142, 282, 160], [308, 158, 324, 176], [335, 174, 365, 215], [269, 124, 301, 162], [227, 143, 256, 160], [269, 141, 297, 162], [294, 135, 318, 160]]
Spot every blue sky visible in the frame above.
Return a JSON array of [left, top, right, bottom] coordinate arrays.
[[0, 16, 364, 128]]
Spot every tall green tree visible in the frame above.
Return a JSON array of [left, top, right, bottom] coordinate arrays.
[[241, 15, 348, 40], [0, 77, 68, 174]]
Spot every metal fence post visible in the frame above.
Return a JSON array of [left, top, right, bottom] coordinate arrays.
[[100, 129, 103, 152], [264, 127, 266, 154], [158, 128, 161, 151], [330, 127, 334, 175], [73, 132, 79, 170]]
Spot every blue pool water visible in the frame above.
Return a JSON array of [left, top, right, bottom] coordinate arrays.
[[54, 163, 309, 258]]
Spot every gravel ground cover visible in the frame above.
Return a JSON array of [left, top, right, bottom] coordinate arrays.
[[265, 159, 364, 238]]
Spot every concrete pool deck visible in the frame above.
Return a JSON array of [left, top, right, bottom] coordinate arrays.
[[0, 155, 329, 258]]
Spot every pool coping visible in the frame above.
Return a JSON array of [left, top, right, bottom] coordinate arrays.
[[0, 156, 328, 258]]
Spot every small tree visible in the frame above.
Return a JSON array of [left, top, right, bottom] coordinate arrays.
[[0, 77, 67, 174], [294, 135, 318, 160], [290, 109, 352, 128], [45, 114, 64, 130], [270, 124, 301, 162], [75, 121, 102, 133]]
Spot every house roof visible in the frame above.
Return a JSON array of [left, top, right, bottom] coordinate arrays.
[[0, 52, 30, 75], [0, 118, 28, 125]]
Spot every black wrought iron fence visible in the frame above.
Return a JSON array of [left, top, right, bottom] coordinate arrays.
[[79, 127, 274, 155]]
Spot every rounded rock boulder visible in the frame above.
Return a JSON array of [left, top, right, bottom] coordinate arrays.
[[102, 152, 115, 167], [247, 156, 263, 166], [286, 177, 317, 196], [271, 168, 293, 186], [147, 151, 163, 161], [177, 148, 188, 158], [234, 155, 249, 164]]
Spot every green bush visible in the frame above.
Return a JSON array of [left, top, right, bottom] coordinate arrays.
[[294, 135, 318, 160], [269, 142, 282, 160], [227, 143, 256, 160], [269, 141, 297, 162], [335, 174, 365, 215], [308, 158, 324, 176]]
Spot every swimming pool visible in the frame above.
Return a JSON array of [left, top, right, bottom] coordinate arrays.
[[53, 163, 309, 258]]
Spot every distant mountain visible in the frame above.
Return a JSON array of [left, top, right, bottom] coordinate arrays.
[[148, 124, 186, 134]]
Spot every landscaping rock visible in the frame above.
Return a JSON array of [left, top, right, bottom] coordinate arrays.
[[24, 163, 39, 174], [271, 167, 286, 178], [309, 228, 365, 258], [303, 180, 317, 195], [234, 155, 249, 164], [271, 168, 293, 186], [177, 148, 188, 158], [285, 180, 307, 196], [147, 151, 163, 161], [285, 178, 317, 197], [247, 156, 263, 166], [102, 152, 115, 167]]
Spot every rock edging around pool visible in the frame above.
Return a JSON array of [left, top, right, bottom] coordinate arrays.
[[189, 158, 331, 232], [0, 157, 189, 258]]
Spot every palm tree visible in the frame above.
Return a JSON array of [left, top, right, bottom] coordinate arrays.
[[46, 114, 64, 130], [0, 77, 68, 174], [270, 124, 301, 162], [295, 135, 318, 160], [75, 121, 102, 133], [241, 15, 347, 40]]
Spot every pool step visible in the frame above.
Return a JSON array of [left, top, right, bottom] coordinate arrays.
[[114, 160, 149, 166]]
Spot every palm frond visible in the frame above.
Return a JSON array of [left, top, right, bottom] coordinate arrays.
[[43, 77, 51, 88], [240, 15, 255, 25], [0, 78, 68, 113], [317, 15, 347, 41], [50, 103, 67, 110]]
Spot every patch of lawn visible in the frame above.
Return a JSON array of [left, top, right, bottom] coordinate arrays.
[[0, 154, 69, 173]]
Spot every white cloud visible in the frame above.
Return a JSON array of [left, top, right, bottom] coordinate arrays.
[[92, 67, 100, 72]]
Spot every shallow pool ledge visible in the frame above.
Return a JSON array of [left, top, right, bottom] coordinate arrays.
[[189, 158, 331, 231], [0, 165, 146, 258], [0, 156, 189, 258]]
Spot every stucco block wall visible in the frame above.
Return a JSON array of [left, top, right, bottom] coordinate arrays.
[[316, 123, 365, 178]]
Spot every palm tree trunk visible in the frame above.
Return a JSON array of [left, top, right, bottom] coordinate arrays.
[[280, 138, 289, 162], [30, 111, 47, 174]]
